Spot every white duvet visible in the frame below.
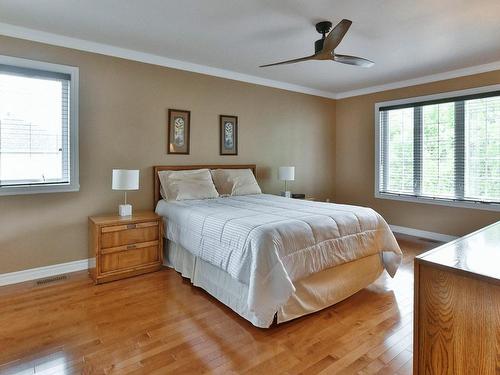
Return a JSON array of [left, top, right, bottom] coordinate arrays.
[[156, 194, 402, 322]]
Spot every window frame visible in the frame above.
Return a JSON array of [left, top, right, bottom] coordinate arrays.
[[0, 54, 79, 196], [374, 84, 500, 212]]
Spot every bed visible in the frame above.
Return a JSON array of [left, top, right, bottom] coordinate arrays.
[[153, 164, 402, 328]]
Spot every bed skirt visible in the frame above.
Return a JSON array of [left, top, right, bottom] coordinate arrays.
[[165, 241, 384, 328]]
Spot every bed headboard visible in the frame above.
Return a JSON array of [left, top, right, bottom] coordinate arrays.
[[153, 164, 257, 207]]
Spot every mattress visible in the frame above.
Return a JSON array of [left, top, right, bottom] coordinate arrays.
[[156, 194, 402, 324]]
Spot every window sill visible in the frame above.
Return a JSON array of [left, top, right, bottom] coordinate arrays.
[[0, 183, 80, 196], [375, 192, 500, 212]]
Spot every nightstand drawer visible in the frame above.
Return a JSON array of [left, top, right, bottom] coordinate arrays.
[[100, 246, 159, 273], [101, 221, 158, 233], [100, 240, 159, 255], [101, 223, 159, 248]]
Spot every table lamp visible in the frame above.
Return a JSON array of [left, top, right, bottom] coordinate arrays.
[[278, 166, 295, 198], [112, 169, 139, 216]]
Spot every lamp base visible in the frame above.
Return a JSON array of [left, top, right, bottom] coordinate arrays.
[[280, 191, 292, 198], [118, 204, 133, 216]]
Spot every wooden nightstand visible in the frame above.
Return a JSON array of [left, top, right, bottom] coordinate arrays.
[[88, 211, 163, 284]]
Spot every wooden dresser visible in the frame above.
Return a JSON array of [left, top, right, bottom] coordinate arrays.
[[88, 211, 163, 284], [414, 221, 500, 374]]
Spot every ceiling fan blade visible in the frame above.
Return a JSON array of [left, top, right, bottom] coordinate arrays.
[[333, 53, 374, 67], [259, 54, 317, 67], [322, 19, 352, 53]]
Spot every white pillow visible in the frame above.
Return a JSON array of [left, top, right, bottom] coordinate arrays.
[[210, 169, 261, 196], [158, 169, 219, 201]]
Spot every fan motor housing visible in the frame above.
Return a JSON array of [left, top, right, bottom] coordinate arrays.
[[315, 38, 325, 54], [314, 21, 333, 53]]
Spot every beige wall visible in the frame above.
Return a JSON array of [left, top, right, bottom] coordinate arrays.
[[0, 36, 336, 274], [336, 70, 500, 237], [1, 34, 499, 274]]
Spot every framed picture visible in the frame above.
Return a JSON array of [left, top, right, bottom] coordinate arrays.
[[219, 115, 238, 155], [167, 109, 190, 154]]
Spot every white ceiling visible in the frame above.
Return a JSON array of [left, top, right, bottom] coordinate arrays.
[[0, 0, 499, 98]]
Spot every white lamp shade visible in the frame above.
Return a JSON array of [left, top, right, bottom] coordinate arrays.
[[278, 166, 295, 181], [112, 169, 139, 190]]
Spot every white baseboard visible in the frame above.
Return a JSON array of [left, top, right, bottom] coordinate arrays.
[[0, 223, 456, 287], [0, 258, 89, 287], [389, 224, 457, 243]]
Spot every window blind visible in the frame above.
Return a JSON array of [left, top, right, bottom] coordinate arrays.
[[0, 65, 71, 188], [378, 90, 500, 205]]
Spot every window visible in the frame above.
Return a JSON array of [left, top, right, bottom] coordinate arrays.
[[375, 85, 500, 211], [0, 55, 78, 195]]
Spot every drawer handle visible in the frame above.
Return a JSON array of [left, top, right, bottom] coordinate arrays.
[[127, 244, 137, 250], [127, 224, 136, 229]]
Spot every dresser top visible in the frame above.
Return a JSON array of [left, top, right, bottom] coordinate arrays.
[[416, 221, 500, 284], [89, 211, 160, 225]]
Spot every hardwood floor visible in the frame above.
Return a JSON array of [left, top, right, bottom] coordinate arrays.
[[0, 235, 438, 374]]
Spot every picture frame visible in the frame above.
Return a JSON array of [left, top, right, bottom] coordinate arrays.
[[167, 109, 190, 154], [219, 115, 238, 155]]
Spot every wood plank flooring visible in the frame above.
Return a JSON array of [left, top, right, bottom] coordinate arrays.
[[0, 235, 438, 374]]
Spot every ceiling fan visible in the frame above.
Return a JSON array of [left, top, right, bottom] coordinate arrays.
[[259, 19, 374, 68]]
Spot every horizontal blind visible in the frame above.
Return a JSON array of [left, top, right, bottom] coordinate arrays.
[[420, 102, 456, 199], [0, 66, 71, 187], [379, 108, 414, 195], [378, 91, 500, 204], [464, 96, 500, 202]]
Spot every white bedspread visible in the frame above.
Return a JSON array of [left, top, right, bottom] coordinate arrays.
[[156, 194, 402, 322]]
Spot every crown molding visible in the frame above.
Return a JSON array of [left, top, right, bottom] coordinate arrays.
[[1, 22, 499, 101], [335, 60, 500, 99], [0, 22, 337, 99]]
